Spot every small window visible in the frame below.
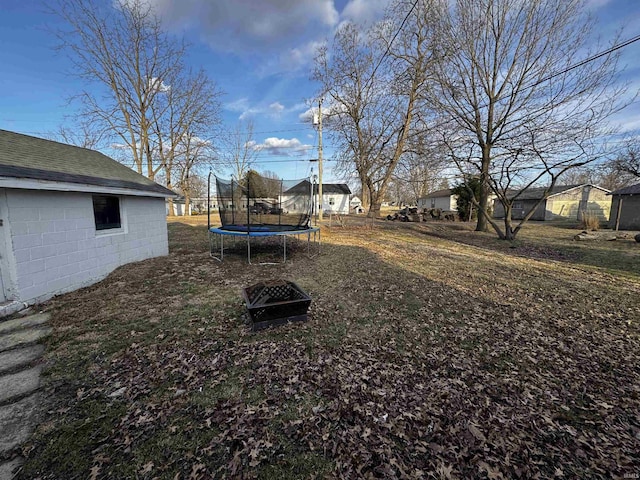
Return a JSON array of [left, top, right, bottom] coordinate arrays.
[[431, 199, 436, 208], [513, 201, 523, 209], [329, 197, 335, 206], [93, 195, 121, 230]]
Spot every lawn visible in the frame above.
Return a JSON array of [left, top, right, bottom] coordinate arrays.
[[16, 217, 640, 479]]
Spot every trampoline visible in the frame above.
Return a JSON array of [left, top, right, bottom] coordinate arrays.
[[208, 172, 321, 264]]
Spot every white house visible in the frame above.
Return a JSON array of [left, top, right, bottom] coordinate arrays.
[[319, 183, 351, 214], [281, 180, 352, 215], [417, 188, 458, 211], [0, 129, 175, 314]]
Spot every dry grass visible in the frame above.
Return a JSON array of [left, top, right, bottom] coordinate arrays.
[[15, 217, 640, 479], [580, 212, 601, 231]]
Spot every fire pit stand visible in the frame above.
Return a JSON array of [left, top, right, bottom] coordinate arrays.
[[242, 280, 311, 331]]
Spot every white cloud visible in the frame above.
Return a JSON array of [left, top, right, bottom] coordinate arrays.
[[585, 0, 613, 10], [139, 0, 391, 73], [275, 40, 326, 73], [226, 98, 306, 120], [225, 98, 250, 112], [225, 98, 262, 120], [147, 77, 171, 93], [146, 0, 338, 55], [298, 101, 345, 123], [269, 102, 285, 114], [341, 0, 390, 25], [613, 111, 640, 134], [252, 137, 313, 155]]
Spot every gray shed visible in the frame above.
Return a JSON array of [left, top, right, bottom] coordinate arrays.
[[609, 183, 640, 231]]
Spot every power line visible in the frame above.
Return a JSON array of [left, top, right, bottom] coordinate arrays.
[[445, 32, 640, 118], [369, 0, 421, 82], [536, 34, 640, 86], [11, 127, 313, 138]]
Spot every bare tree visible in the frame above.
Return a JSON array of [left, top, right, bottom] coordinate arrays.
[[51, 122, 105, 150], [612, 146, 640, 179], [557, 158, 636, 191], [220, 120, 258, 181], [394, 136, 448, 203], [174, 132, 216, 215], [313, 0, 443, 217], [430, 0, 632, 238], [557, 167, 593, 186], [150, 68, 222, 213], [52, 0, 222, 186]]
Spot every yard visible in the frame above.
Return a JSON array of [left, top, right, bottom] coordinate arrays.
[[15, 217, 640, 479]]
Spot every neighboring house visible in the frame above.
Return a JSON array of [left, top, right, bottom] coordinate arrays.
[[190, 196, 216, 213], [0, 129, 175, 312], [417, 189, 457, 211], [167, 196, 192, 216], [493, 184, 611, 221], [281, 180, 352, 215], [166, 196, 216, 216], [350, 196, 364, 214], [609, 182, 640, 230]]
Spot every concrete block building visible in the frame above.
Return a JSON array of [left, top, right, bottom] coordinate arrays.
[[0, 130, 175, 313]]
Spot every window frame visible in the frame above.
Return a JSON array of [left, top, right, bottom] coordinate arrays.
[[92, 194, 125, 234]]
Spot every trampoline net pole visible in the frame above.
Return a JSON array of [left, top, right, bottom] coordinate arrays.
[[279, 179, 283, 226], [231, 179, 235, 226]]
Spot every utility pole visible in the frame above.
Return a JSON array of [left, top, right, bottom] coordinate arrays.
[[318, 98, 323, 221]]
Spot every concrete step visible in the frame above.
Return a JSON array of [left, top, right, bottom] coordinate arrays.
[[0, 458, 23, 480], [0, 313, 50, 335], [0, 366, 42, 405], [0, 327, 51, 354], [0, 345, 44, 375], [0, 301, 24, 320], [0, 393, 40, 456]]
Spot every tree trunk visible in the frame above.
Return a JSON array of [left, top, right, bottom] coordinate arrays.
[[184, 192, 190, 216], [166, 169, 174, 216], [360, 176, 370, 210], [476, 145, 491, 232], [369, 202, 381, 218]]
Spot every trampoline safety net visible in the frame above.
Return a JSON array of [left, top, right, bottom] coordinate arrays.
[[215, 172, 314, 232]]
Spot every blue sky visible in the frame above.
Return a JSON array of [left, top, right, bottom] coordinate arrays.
[[1, 0, 640, 184]]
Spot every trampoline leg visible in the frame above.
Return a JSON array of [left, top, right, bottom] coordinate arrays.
[[210, 232, 224, 262], [247, 235, 252, 264]]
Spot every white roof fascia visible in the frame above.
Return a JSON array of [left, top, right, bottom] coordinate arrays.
[[0, 176, 177, 198]]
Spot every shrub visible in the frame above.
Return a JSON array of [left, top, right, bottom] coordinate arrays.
[[581, 211, 600, 231], [451, 177, 482, 221]]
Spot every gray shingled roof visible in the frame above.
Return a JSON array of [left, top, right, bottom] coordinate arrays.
[[610, 183, 640, 196], [285, 180, 351, 195], [510, 184, 580, 200], [422, 188, 453, 199], [0, 130, 174, 196], [508, 184, 609, 200]]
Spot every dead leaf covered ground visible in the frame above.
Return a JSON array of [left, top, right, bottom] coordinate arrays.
[[13, 217, 640, 479]]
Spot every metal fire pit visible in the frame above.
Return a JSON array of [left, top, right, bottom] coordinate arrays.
[[242, 280, 311, 331]]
